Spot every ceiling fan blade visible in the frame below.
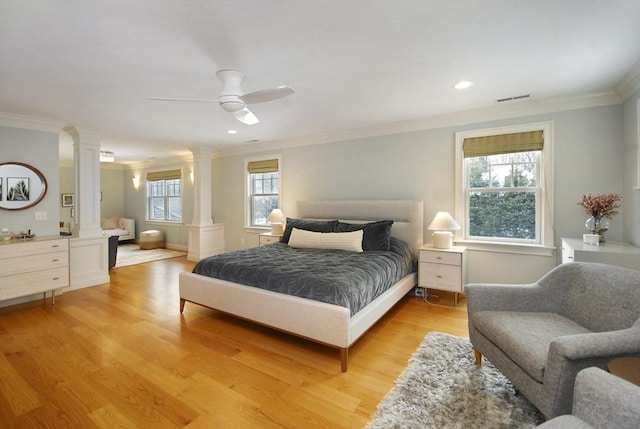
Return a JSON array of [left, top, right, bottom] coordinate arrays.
[[234, 107, 259, 125], [240, 85, 295, 104], [148, 97, 216, 103]]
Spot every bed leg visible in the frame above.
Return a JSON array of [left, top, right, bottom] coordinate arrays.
[[180, 298, 186, 313], [340, 348, 348, 372]]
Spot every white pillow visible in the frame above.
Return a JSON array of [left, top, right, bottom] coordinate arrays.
[[288, 228, 363, 252], [101, 216, 118, 229]]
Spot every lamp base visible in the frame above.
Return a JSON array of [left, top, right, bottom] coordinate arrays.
[[432, 231, 454, 249], [271, 223, 284, 235]]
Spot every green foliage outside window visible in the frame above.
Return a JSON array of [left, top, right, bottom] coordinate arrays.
[[467, 152, 538, 241]]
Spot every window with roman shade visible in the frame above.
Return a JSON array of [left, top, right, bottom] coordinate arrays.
[[146, 169, 182, 222], [455, 122, 554, 252], [246, 157, 280, 227]]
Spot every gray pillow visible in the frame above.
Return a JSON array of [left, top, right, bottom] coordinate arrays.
[[335, 220, 394, 251], [280, 218, 338, 243]]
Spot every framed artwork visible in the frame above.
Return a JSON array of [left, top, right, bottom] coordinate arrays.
[[0, 162, 48, 210], [61, 193, 74, 207]]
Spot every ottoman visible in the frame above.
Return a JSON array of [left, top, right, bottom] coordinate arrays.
[[140, 230, 165, 250]]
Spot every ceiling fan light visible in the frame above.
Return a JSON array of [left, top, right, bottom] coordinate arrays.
[[235, 107, 259, 125]]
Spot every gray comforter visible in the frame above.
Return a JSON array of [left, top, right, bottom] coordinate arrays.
[[192, 238, 416, 316]]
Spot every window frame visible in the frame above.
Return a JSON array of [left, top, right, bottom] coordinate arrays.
[[244, 155, 282, 232], [454, 121, 554, 256], [146, 169, 183, 223]]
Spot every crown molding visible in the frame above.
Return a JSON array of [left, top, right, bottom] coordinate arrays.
[[213, 90, 622, 158], [615, 60, 640, 101], [0, 111, 67, 133]]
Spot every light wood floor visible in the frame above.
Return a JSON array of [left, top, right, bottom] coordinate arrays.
[[0, 256, 469, 429]]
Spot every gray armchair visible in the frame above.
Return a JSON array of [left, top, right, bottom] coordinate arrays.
[[465, 262, 640, 418], [536, 367, 640, 429]]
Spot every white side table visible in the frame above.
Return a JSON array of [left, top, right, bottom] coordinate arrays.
[[561, 238, 640, 270], [259, 232, 283, 246], [418, 244, 467, 306]]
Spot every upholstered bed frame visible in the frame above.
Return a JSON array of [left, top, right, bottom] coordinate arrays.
[[179, 199, 424, 371]]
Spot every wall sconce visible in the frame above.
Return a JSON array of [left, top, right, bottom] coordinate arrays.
[[132, 176, 140, 189], [427, 211, 461, 249]]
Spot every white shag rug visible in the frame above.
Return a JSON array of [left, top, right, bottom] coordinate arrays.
[[115, 244, 186, 268], [365, 332, 544, 429]]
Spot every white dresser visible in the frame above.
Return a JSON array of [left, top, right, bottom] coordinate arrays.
[[561, 238, 640, 271], [0, 236, 70, 303], [418, 245, 467, 306]]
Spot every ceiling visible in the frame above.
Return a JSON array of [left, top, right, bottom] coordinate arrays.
[[1, 1, 639, 165]]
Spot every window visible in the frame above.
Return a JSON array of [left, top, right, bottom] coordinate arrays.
[[455, 122, 554, 253], [246, 158, 280, 227], [146, 169, 182, 222]]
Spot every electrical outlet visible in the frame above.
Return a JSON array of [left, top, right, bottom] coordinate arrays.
[[35, 211, 47, 220], [414, 287, 425, 297]]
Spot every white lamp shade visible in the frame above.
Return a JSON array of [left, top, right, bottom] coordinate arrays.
[[267, 209, 285, 223], [428, 212, 461, 231]]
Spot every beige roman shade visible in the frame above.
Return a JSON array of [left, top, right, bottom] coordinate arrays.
[[463, 130, 544, 158], [247, 159, 279, 173], [146, 169, 181, 181]]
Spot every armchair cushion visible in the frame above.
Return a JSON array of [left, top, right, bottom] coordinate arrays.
[[473, 311, 591, 382]]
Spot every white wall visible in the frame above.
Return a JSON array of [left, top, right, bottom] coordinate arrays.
[[211, 103, 631, 284], [0, 126, 60, 236]]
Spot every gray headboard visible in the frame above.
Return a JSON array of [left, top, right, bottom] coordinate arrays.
[[296, 200, 424, 256]]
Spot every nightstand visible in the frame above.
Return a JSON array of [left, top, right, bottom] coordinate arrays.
[[259, 232, 282, 246], [418, 244, 467, 306]]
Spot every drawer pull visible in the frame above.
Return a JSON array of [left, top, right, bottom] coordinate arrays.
[[52, 277, 60, 280], [436, 275, 443, 278], [436, 256, 443, 260], [52, 259, 59, 262], [52, 245, 60, 248]]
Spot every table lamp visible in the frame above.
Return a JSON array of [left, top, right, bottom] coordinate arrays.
[[428, 211, 461, 249], [267, 208, 286, 235]]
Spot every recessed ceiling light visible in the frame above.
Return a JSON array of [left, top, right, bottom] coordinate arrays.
[[227, 129, 237, 134], [454, 80, 474, 90]]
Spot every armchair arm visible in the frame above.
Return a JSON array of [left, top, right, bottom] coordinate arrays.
[[550, 327, 640, 361], [572, 367, 640, 429], [465, 283, 556, 315]]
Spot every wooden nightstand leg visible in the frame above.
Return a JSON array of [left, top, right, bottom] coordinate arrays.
[[453, 292, 458, 307]]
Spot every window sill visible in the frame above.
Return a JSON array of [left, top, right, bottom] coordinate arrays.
[[244, 226, 270, 234], [145, 220, 183, 226], [454, 239, 556, 257]]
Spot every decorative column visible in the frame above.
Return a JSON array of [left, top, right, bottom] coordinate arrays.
[[63, 126, 109, 288], [187, 146, 225, 261], [64, 126, 103, 238]]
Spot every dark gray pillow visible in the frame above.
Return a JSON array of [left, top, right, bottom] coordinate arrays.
[[335, 220, 394, 251], [280, 218, 338, 243]]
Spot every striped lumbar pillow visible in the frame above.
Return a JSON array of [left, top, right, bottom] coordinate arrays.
[[288, 228, 363, 252]]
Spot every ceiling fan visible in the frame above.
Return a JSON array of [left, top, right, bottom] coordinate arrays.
[[149, 69, 295, 125]]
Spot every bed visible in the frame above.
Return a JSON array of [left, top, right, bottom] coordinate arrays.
[[179, 200, 424, 371]]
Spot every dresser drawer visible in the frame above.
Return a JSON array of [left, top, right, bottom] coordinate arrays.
[[0, 238, 68, 258], [0, 251, 68, 276], [418, 262, 463, 292], [419, 250, 461, 266], [0, 267, 69, 300]]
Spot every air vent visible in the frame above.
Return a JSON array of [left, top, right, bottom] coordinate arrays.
[[496, 94, 530, 103]]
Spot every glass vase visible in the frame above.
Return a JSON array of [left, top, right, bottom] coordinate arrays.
[[585, 216, 609, 243]]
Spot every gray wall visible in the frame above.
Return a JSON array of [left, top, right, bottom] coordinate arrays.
[[0, 126, 60, 236], [623, 90, 640, 246], [210, 102, 634, 284]]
